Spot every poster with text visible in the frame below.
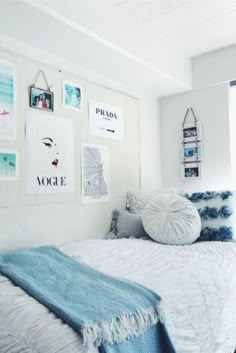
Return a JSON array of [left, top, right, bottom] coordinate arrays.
[[0, 60, 16, 139], [89, 100, 123, 140], [26, 111, 74, 194], [81, 143, 110, 203]]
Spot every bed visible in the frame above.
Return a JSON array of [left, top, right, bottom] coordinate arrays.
[[0, 238, 236, 353]]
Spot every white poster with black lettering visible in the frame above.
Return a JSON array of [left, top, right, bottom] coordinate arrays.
[[26, 111, 74, 193], [89, 100, 123, 140]]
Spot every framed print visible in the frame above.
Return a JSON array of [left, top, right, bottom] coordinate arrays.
[[26, 110, 74, 194], [182, 122, 202, 143], [0, 60, 16, 139], [0, 149, 19, 180], [30, 86, 54, 112], [181, 162, 202, 180], [63, 80, 82, 112], [81, 143, 110, 203], [89, 99, 123, 140], [181, 142, 203, 162]]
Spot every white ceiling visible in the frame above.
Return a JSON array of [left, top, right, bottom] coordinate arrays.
[[0, 0, 236, 96]]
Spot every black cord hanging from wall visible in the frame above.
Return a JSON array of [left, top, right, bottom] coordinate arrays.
[[29, 70, 54, 112], [182, 107, 197, 129]]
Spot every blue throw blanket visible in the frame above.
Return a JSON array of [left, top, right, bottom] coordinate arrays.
[[0, 246, 175, 353]]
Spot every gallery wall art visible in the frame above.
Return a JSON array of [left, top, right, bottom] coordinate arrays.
[[89, 99, 123, 140], [81, 143, 110, 203], [26, 111, 74, 194], [63, 80, 82, 112], [181, 108, 203, 181], [30, 86, 54, 112], [0, 149, 19, 181], [29, 70, 54, 112], [0, 60, 16, 139]]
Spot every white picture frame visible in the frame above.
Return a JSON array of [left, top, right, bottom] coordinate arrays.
[[62, 80, 83, 112], [182, 122, 202, 143], [181, 162, 202, 180], [181, 142, 203, 163], [0, 149, 19, 181]]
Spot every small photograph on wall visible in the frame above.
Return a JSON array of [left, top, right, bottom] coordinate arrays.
[[182, 162, 202, 180], [26, 111, 74, 194], [181, 142, 202, 162], [30, 86, 54, 112], [63, 80, 82, 112], [81, 143, 110, 203], [0, 150, 19, 181], [183, 122, 202, 143], [0, 60, 16, 140]]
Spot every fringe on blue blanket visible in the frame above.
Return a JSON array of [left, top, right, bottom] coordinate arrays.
[[0, 246, 163, 349], [82, 306, 159, 346]]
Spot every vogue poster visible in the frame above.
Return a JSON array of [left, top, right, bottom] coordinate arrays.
[[26, 111, 74, 194]]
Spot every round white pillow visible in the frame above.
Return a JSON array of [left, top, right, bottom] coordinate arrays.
[[142, 193, 201, 245]]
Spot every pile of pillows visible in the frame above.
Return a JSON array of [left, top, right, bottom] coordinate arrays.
[[108, 189, 236, 245]]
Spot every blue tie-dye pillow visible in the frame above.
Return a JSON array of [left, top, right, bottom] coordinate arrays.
[[184, 191, 236, 242]]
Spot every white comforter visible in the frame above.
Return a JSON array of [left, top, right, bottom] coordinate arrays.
[[0, 239, 236, 353]]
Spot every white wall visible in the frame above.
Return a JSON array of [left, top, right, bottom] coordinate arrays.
[[192, 45, 236, 89], [140, 96, 162, 190], [160, 83, 232, 192], [0, 47, 143, 251], [0, 35, 162, 251]]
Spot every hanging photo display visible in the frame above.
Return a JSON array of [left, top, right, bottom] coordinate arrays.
[[89, 99, 123, 140], [182, 122, 202, 143], [30, 86, 53, 112], [63, 80, 82, 112], [0, 149, 19, 181], [182, 162, 202, 180], [81, 143, 110, 203], [29, 70, 54, 112], [181, 142, 202, 163], [26, 111, 74, 194], [181, 108, 203, 181], [0, 60, 16, 139]]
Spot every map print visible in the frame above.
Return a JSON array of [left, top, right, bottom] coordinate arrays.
[[81, 144, 110, 203]]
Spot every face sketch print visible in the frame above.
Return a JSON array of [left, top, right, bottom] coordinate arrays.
[[36, 135, 66, 188]]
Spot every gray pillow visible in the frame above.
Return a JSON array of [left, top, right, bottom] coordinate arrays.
[[110, 209, 149, 239]]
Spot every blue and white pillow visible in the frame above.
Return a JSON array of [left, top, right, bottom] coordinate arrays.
[[185, 191, 236, 242]]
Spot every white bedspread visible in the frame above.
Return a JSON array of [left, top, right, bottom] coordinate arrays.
[[0, 238, 236, 353]]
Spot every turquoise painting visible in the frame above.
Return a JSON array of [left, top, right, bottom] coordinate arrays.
[[63, 81, 82, 111], [0, 61, 15, 138], [0, 151, 17, 179], [0, 62, 14, 117]]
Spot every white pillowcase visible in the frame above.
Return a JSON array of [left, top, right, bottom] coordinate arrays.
[[126, 188, 180, 214], [142, 193, 201, 245]]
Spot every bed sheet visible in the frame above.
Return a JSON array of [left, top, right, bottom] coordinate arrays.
[[0, 238, 236, 353]]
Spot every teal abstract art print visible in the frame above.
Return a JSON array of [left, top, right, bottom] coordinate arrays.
[[0, 60, 15, 139], [0, 150, 18, 180], [63, 80, 82, 112]]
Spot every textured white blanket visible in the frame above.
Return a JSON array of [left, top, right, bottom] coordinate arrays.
[[0, 238, 236, 353]]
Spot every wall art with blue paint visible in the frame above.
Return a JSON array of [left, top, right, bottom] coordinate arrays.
[[0, 60, 15, 139]]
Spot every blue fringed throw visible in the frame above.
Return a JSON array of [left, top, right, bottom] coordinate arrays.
[[0, 246, 174, 353]]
